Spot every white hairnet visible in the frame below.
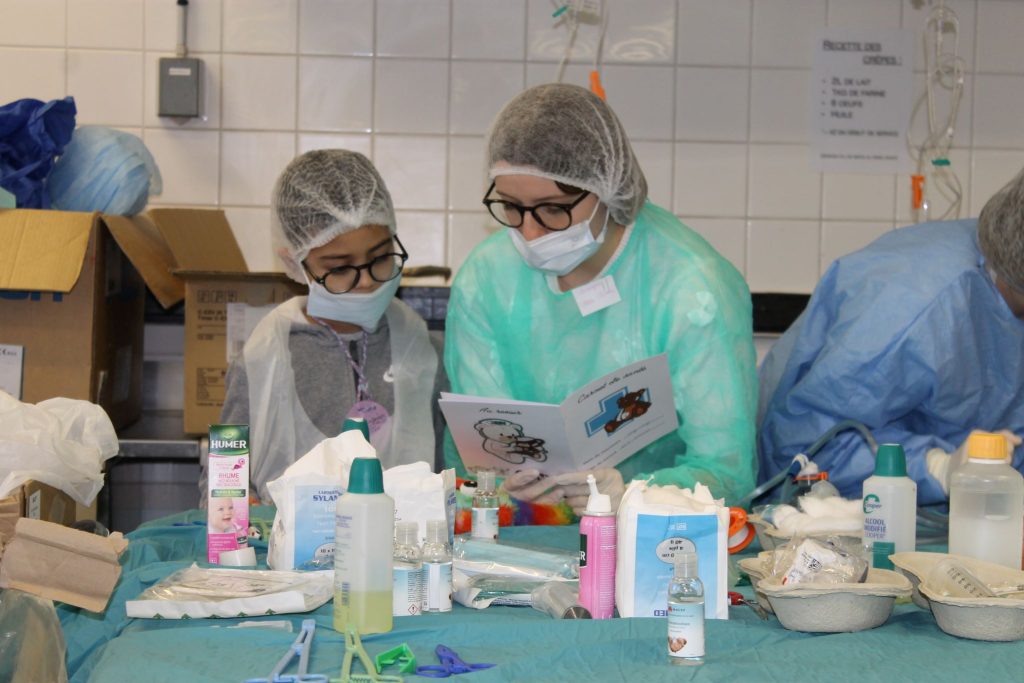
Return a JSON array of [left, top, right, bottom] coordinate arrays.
[[978, 164, 1024, 292], [271, 149, 396, 281], [485, 83, 648, 226]]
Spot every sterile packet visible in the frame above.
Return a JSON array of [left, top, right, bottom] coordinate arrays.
[[453, 536, 579, 580], [125, 564, 333, 619], [771, 536, 870, 586]]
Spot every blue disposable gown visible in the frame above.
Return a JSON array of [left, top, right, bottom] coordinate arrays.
[[445, 201, 758, 504], [758, 219, 1024, 505]]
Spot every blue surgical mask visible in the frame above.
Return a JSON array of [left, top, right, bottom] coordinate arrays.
[[304, 275, 400, 331], [508, 202, 609, 276]]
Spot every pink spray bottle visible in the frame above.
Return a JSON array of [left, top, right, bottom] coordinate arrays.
[[578, 474, 617, 619]]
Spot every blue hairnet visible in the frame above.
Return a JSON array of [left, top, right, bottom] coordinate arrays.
[[486, 84, 648, 226], [0, 97, 76, 208], [48, 126, 162, 216]]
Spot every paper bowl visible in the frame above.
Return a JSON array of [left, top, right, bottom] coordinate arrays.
[[758, 569, 912, 633], [921, 585, 1024, 641], [737, 551, 776, 614], [890, 552, 1024, 612]]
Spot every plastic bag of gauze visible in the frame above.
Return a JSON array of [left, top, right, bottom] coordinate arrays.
[[267, 431, 456, 570], [0, 391, 118, 506], [615, 479, 729, 619]]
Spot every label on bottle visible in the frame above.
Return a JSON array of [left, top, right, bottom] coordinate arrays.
[[426, 561, 453, 612], [667, 602, 705, 659], [392, 563, 424, 616], [471, 507, 499, 541], [579, 531, 588, 568]]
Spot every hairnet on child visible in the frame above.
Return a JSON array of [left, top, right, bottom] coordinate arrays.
[[271, 149, 396, 280], [485, 83, 648, 226], [978, 165, 1024, 292]]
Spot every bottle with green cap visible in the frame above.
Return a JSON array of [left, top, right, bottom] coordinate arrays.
[[333, 424, 394, 634], [862, 443, 917, 569]]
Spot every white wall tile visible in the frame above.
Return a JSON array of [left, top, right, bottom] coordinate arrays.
[[223, 0, 298, 54], [448, 136, 487, 211], [67, 51, 144, 126], [450, 62, 523, 135], [685, 217, 746, 275], [751, 0, 826, 67], [602, 0, 675, 64], [374, 60, 449, 134], [449, 212, 500, 274], [748, 143, 821, 218], [452, 0, 526, 60], [374, 136, 447, 209], [895, 148, 969, 224], [297, 133, 371, 157], [826, 0, 900, 28], [747, 219, 820, 292], [674, 142, 746, 216], [298, 57, 372, 132], [822, 172, 895, 221], [975, 0, 1024, 73], [907, 72, 973, 150], [602, 65, 674, 140], [0, 48, 65, 104], [631, 140, 673, 209], [69, 0, 143, 49], [145, 0, 222, 53], [377, 0, 450, 59], [676, 67, 748, 141], [820, 220, 891, 273], [902, 0, 975, 74], [677, 0, 751, 67], [143, 129, 220, 205], [220, 131, 295, 205], [750, 68, 808, 143], [395, 211, 446, 266], [526, 62, 588, 88], [144, 52, 220, 128], [0, 0, 65, 47], [527, 0, 597, 62], [221, 54, 297, 129], [971, 75, 1024, 149], [970, 149, 1024, 217], [299, 0, 373, 56], [223, 207, 278, 272]]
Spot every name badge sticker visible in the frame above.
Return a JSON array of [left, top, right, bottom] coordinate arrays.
[[572, 276, 621, 316]]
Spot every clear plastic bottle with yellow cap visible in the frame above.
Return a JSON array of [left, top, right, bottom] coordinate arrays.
[[948, 432, 1024, 569]]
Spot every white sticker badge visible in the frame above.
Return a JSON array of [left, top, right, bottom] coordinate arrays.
[[572, 275, 621, 317]]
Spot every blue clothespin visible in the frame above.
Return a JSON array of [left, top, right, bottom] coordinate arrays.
[[415, 645, 495, 678]]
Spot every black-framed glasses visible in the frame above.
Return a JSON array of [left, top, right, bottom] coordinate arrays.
[[481, 181, 590, 231], [303, 235, 409, 294]]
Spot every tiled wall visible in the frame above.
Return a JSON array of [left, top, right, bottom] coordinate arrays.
[[2, 0, 1024, 293]]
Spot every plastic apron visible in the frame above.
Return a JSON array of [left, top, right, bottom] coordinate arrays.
[[244, 296, 438, 501]]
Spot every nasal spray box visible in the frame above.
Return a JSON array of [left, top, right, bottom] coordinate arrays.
[[207, 424, 250, 564]]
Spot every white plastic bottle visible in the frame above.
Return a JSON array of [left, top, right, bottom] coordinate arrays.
[[392, 522, 424, 617], [471, 471, 499, 542], [667, 550, 704, 667], [333, 431, 394, 634], [862, 443, 917, 569], [949, 431, 1024, 569], [422, 519, 453, 613]]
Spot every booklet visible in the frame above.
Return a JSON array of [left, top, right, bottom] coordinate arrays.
[[440, 354, 678, 475]]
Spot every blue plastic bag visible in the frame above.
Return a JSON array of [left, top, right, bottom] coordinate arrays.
[[0, 96, 76, 209], [48, 126, 163, 216]]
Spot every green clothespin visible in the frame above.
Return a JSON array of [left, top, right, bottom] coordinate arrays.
[[375, 644, 417, 675]]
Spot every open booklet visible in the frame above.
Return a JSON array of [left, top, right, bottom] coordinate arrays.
[[440, 354, 678, 476]]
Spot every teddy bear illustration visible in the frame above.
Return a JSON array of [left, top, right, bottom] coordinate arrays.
[[475, 418, 548, 464], [603, 388, 652, 434]]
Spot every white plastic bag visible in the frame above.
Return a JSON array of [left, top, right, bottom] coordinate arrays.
[[615, 480, 729, 619], [0, 391, 118, 506], [385, 462, 456, 546]]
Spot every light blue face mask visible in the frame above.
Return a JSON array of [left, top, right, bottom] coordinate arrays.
[[304, 275, 400, 331], [508, 201, 609, 276]]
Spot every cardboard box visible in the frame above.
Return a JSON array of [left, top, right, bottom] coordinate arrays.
[[0, 480, 88, 548], [0, 210, 145, 427]]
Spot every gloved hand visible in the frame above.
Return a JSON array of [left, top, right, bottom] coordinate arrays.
[[553, 468, 625, 516], [926, 429, 1023, 494], [499, 469, 566, 505]]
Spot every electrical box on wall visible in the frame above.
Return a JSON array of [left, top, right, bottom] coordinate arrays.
[[158, 57, 202, 118]]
